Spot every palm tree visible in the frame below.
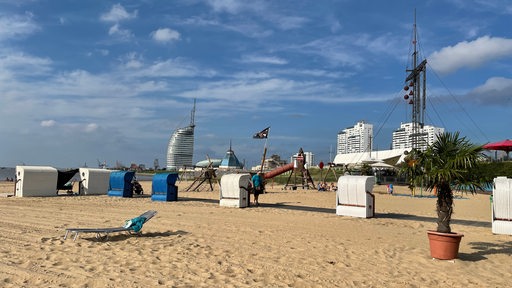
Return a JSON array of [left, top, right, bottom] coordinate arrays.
[[402, 132, 484, 233]]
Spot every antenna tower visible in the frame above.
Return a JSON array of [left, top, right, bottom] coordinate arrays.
[[404, 10, 427, 151]]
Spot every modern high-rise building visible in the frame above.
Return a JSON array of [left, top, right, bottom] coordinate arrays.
[[337, 121, 373, 154], [166, 100, 196, 171], [291, 151, 314, 169], [392, 122, 444, 151]]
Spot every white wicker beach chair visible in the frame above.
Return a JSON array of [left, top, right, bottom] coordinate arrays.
[[492, 177, 512, 235], [336, 175, 375, 218], [219, 174, 251, 208]]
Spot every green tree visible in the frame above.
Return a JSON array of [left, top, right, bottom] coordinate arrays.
[[402, 132, 485, 233]]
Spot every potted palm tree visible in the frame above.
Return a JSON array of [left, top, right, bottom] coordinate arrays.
[[402, 132, 484, 260]]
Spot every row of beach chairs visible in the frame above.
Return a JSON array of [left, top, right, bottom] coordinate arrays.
[[221, 173, 512, 237], [14, 166, 178, 201], [13, 166, 511, 240], [64, 174, 511, 241]]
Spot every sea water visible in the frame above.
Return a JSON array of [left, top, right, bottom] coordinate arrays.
[[0, 167, 154, 182], [0, 167, 15, 181]]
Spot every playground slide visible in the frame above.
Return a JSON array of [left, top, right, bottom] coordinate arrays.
[[263, 163, 294, 179]]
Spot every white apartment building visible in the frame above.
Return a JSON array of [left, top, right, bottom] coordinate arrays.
[[337, 121, 373, 154], [291, 151, 314, 169], [392, 122, 444, 151]]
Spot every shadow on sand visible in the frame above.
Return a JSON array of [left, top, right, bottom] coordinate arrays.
[[176, 197, 491, 229], [377, 213, 491, 228], [80, 230, 188, 242], [459, 240, 512, 262]]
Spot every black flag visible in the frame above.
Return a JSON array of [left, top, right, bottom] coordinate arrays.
[[253, 126, 270, 139]]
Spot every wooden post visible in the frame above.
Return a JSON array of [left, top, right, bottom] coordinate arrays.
[[259, 147, 267, 173]]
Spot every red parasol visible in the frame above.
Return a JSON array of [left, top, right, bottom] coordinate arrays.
[[483, 139, 512, 152], [483, 139, 512, 159]]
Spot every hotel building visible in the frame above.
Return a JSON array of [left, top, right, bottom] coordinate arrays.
[[337, 121, 373, 154]]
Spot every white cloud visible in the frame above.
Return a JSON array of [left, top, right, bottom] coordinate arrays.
[[108, 23, 133, 39], [0, 52, 52, 76], [240, 55, 287, 65], [466, 77, 512, 105], [133, 58, 216, 78], [41, 120, 56, 127], [180, 15, 272, 38], [329, 19, 342, 33], [85, 123, 98, 132], [0, 13, 39, 40], [474, 77, 512, 92], [151, 28, 181, 43], [206, 0, 249, 14], [121, 52, 144, 69], [273, 15, 308, 30], [429, 36, 512, 74], [97, 49, 109, 56], [100, 3, 137, 22], [300, 36, 365, 68]]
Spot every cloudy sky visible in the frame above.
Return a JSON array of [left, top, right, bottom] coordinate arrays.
[[1, 0, 511, 169]]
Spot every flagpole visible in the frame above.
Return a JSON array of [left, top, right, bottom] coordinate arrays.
[[259, 127, 270, 173]]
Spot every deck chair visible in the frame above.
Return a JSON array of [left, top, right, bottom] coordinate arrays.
[[64, 210, 157, 241]]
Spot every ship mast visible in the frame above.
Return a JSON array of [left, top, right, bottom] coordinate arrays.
[[404, 10, 427, 151], [190, 98, 196, 128]]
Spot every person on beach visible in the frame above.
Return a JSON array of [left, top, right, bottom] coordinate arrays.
[[251, 172, 264, 206], [387, 183, 394, 195]]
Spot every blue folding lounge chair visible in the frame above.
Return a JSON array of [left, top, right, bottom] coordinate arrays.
[[64, 210, 157, 241]]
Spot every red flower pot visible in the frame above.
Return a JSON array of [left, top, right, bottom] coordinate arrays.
[[427, 230, 464, 260]]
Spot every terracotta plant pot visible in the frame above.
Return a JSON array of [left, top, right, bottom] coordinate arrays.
[[427, 230, 464, 260]]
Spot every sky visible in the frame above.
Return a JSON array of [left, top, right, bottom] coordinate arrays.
[[1, 0, 511, 169]]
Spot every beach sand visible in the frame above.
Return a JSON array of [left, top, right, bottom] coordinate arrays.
[[0, 180, 510, 287]]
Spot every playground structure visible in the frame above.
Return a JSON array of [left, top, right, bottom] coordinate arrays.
[[183, 148, 315, 191], [320, 162, 338, 184], [264, 148, 315, 190], [185, 160, 218, 192]]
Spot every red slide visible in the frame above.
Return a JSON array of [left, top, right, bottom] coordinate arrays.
[[263, 163, 294, 179]]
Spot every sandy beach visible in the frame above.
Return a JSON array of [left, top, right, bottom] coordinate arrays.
[[0, 180, 510, 287]]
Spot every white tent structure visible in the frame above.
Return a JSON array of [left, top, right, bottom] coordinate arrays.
[[15, 166, 58, 197], [333, 149, 408, 167], [370, 162, 397, 169]]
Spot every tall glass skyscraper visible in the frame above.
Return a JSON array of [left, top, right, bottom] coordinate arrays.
[[166, 100, 195, 170]]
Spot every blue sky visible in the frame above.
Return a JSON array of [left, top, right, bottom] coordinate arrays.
[[1, 0, 511, 169]]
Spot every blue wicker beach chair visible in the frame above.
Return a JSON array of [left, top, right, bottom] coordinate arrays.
[[64, 210, 157, 241]]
